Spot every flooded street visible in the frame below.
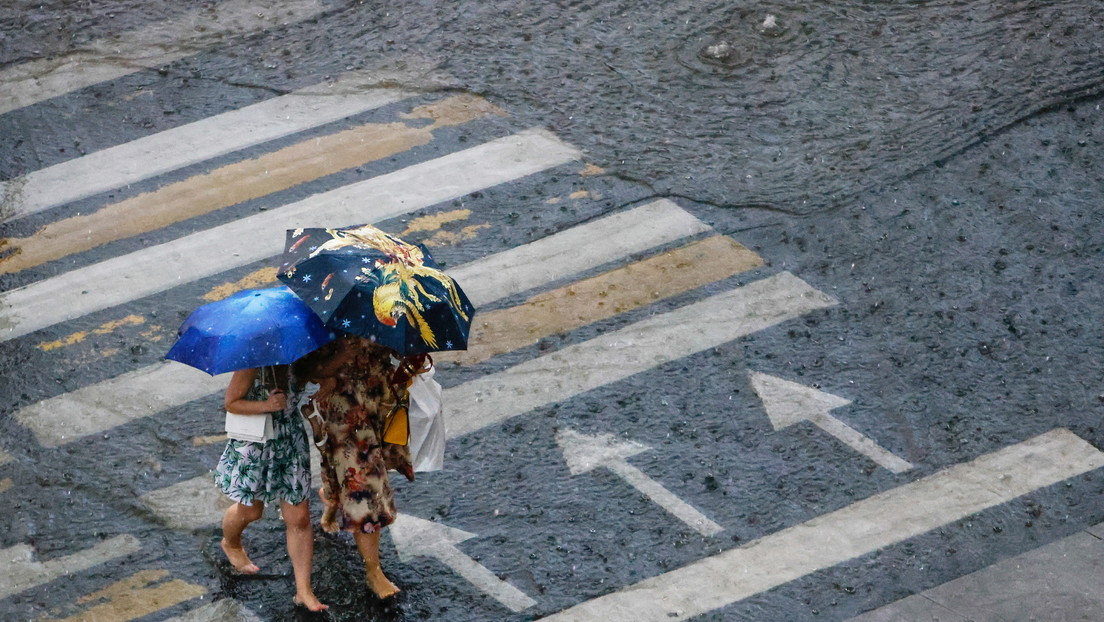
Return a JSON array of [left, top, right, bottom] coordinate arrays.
[[1, 1, 1103, 620]]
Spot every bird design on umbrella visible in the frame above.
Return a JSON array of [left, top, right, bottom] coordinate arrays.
[[363, 260, 469, 350]]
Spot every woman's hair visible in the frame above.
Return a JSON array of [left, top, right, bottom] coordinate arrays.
[[291, 339, 342, 385]]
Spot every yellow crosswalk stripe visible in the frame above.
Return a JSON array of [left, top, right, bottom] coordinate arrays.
[[37, 315, 146, 351], [438, 235, 763, 366], [0, 94, 503, 275], [202, 268, 281, 303], [43, 569, 205, 622]]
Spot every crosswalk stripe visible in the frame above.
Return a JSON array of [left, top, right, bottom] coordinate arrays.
[[0, 94, 501, 274], [14, 200, 707, 447], [1, 74, 414, 222], [0, 534, 142, 600], [438, 235, 763, 366], [0, 128, 580, 342], [448, 199, 710, 307], [16, 363, 222, 449], [446, 271, 835, 438], [538, 429, 1104, 621], [141, 271, 832, 530], [0, 0, 329, 117], [163, 599, 264, 622], [44, 569, 206, 622]]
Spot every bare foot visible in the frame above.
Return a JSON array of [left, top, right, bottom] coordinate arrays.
[[294, 592, 329, 612], [220, 538, 260, 574], [366, 565, 400, 599]]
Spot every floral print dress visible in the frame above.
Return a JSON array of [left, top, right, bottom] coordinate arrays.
[[213, 368, 311, 506], [315, 340, 412, 533]]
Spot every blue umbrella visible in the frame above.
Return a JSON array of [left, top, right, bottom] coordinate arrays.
[[165, 286, 334, 375]]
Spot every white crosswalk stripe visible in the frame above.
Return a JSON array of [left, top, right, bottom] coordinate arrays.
[[446, 271, 834, 438], [0, 535, 142, 600], [0, 0, 330, 116], [1, 75, 415, 222]]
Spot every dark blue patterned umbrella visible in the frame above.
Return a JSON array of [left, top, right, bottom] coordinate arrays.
[[277, 225, 474, 355], [165, 286, 335, 375]]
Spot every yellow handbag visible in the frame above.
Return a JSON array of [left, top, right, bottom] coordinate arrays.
[[383, 398, 410, 446], [384, 355, 431, 446]]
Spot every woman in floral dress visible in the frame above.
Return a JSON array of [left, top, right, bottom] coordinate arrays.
[[295, 336, 416, 600], [213, 365, 326, 612]]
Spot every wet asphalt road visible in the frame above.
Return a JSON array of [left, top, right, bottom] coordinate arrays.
[[1, 1, 1103, 620]]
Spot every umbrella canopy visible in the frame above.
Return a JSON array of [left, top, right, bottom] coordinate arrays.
[[165, 286, 335, 375], [277, 224, 474, 355]]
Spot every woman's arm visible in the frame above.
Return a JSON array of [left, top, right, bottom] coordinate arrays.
[[224, 368, 286, 414]]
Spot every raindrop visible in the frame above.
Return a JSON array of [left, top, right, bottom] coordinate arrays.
[[757, 14, 787, 38], [699, 41, 738, 66]]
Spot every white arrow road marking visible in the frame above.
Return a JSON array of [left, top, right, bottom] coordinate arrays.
[[447, 271, 837, 438], [0, 0, 330, 116], [0, 534, 142, 600], [539, 428, 1104, 621], [1, 75, 415, 222], [390, 514, 537, 612], [557, 429, 723, 536], [15, 200, 703, 448], [748, 371, 913, 473], [0, 127, 580, 342]]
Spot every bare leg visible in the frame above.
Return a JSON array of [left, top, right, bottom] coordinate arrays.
[[220, 501, 264, 573], [281, 500, 328, 611], [318, 487, 339, 534], [353, 530, 399, 599]]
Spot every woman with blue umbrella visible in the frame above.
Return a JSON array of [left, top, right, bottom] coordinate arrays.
[[166, 286, 333, 612]]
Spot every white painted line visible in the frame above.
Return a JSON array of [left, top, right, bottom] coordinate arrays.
[[557, 429, 723, 536], [1, 77, 415, 221], [446, 271, 837, 438], [749, 371, 913, 473], [0, 0, 328, 116], [0, 128, 580, 342], [15, 364, 226, 448], [13, 200, 702, 447], [164, 599, 265, 622], [142, 477, 232, 532], [450, 199, 710, 306], [539, 429, 1104, 621], [0, 534, 142, 599], [391, 514, 538, 612]]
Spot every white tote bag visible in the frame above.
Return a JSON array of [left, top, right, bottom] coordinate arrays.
[[224, 366, 275, 443], [407, 365, 445, 472]]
